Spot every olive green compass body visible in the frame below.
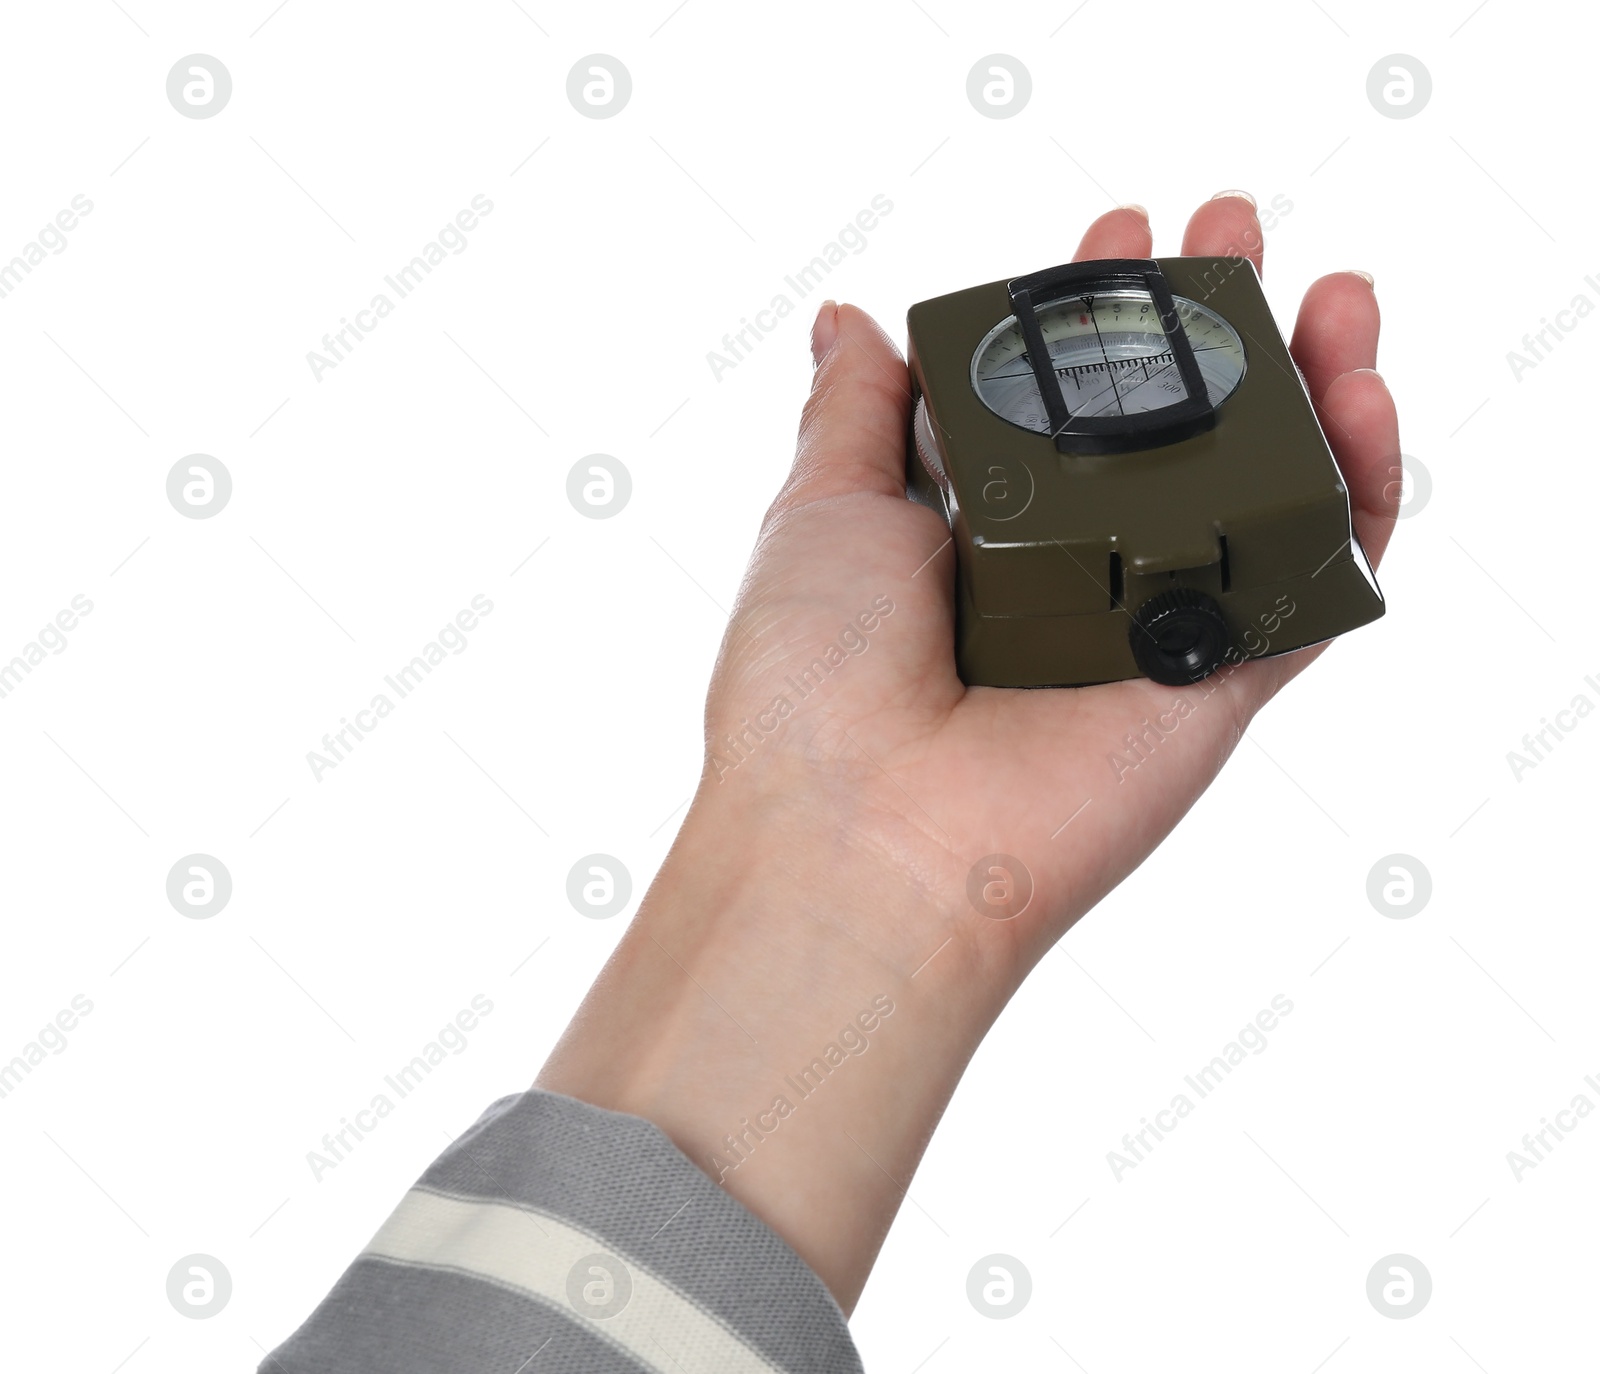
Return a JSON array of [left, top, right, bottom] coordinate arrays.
[[906, 256, 1384, 687]]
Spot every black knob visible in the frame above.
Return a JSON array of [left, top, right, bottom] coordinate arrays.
[[1129, 588, 1231, 686]]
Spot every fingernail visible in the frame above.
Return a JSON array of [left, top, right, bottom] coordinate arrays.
[[811, 300, 839, 368], [1348, 270, 1375, 287], [1211, 188, 1257, 209], [1118, 203, 1149, 221]]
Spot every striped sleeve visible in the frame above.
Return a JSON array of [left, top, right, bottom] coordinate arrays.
[[258, 1087, 863, 1374]]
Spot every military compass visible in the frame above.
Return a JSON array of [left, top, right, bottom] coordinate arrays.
[[906, 257, 1383, 687]]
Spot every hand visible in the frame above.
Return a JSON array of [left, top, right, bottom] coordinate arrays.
[[537, 192, 1401, 1311]]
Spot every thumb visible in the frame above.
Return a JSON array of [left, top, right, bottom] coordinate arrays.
[[777, 301, 911, 510]]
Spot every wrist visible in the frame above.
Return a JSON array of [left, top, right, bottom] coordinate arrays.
[[536, 775, 1010, 1309]]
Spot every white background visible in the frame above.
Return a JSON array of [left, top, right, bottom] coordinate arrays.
[[0, 1, 1594, 1370]]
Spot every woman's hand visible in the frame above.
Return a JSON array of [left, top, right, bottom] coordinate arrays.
[[537, 191, 1401, 1311]]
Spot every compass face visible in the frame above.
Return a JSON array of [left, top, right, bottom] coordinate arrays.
[[971, 290, 1246, 435]]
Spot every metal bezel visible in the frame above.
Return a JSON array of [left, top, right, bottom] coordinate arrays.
[[985, 259, 1245, 455], [969, 293, 1247, 434]]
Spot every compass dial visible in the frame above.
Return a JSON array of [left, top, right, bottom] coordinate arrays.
[[971, 290, 1246, 434]]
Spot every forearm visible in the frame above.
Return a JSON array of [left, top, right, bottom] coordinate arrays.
[[535, 779, 1008, 1313]]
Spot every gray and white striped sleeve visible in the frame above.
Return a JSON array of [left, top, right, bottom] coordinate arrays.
[[259, 1087, 863, 1374]]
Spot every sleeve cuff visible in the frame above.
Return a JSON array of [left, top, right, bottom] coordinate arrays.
[[259, 1086, 862, 1374]]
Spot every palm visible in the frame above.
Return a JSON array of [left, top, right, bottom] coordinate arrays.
[[708, 195, 1399, 958]]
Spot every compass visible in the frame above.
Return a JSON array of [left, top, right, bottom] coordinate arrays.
[[906, 257, 1384, 688]]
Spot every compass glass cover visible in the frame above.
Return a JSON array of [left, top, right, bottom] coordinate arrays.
[[971, 290, 1246, 434]]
